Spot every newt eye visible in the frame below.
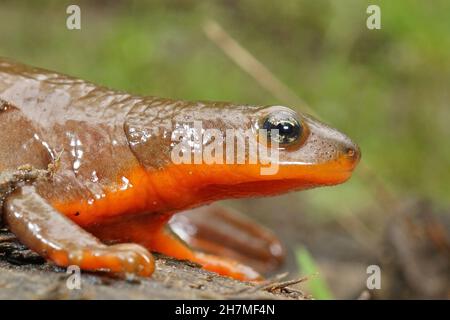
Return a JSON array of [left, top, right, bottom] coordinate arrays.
[[262, 110, 303, 146]]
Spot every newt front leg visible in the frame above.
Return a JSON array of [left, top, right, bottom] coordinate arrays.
[[3, 185, 154, 277]]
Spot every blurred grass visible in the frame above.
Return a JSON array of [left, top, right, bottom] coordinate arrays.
[[0, 0, 449, 215], [296, 247, 334, 299]]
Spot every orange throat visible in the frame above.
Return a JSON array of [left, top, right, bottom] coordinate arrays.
[[53, 159, 355, 227]]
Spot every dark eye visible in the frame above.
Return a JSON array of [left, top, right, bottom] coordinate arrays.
[[262, 111, 303, 145]]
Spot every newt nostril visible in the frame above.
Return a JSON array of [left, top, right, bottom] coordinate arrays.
[[346, 147, 355, 158], [344, 144, 361, 164]]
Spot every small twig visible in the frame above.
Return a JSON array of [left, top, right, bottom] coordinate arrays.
[[225, 272, 289, 295], [226, 272, 308, 298], [261, 276, 309, 292]]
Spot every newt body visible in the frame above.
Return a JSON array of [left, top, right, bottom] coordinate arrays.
[[0, 58, 360, 280]]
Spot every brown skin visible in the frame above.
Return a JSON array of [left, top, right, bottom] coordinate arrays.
[[0, 58, 360, 280]]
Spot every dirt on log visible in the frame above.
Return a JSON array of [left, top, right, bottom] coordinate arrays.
[[0, 228, 306, 300]]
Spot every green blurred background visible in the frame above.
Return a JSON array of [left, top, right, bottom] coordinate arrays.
[[0, 0, 449, 299]]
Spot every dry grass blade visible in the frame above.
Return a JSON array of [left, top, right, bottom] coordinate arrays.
[[203, 19, 317, 118]]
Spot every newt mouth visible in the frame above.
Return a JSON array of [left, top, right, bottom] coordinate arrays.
[[198, 168, 355, 200]]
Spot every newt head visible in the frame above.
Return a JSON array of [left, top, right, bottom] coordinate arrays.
[[252, 105, 361, 189], [126, 101, 361, 207], [192, 105, 361, 198]]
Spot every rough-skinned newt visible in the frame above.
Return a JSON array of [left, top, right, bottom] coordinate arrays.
[[0, 58, 360, 281]]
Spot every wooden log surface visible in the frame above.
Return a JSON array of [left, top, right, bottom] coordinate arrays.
[[0, 228, 306, 300]]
